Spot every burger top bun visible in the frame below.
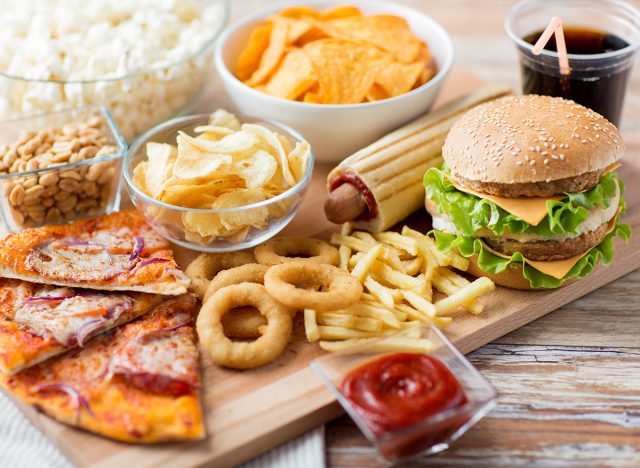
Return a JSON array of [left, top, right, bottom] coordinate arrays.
[[443, 95, 624, 184]]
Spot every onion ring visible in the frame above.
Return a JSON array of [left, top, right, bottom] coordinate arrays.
[[197, 283, 293, 369], [202, 263, 269, 303], [264, 262, 363, 311], [185, 250, 255, 299], [254, 237, 339, 266], [221, 307, 267, 340]]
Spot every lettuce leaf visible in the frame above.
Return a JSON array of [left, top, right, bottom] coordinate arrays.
[[432, 223, 631, 289], [423, 167, 621, 238]]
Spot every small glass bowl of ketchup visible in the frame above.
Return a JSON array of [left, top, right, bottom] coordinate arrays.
[[312, 325, 497, 462]]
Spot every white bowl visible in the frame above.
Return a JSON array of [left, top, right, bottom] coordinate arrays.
[[214, 0, 454, 163]]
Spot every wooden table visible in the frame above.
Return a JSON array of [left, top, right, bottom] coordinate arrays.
[[320, 1, 640, 465]]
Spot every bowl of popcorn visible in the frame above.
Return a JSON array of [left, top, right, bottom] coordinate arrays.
[[214, 0, 453, 162], [123, 109, 314, 252], [0, 0, 229, 141], [0, 106, 127, 231]]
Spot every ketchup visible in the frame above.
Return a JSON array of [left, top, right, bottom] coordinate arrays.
[[340, 353, 469, 459]]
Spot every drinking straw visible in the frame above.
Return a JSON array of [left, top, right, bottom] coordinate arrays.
[[531, 16, 570, 75]]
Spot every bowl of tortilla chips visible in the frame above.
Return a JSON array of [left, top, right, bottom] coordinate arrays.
[[214, 0, 454, 163]]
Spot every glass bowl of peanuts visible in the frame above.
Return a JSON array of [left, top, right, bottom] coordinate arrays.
[[0, 106, 127, 231]]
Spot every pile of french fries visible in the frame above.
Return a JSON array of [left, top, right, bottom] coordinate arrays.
[[304, 224, 495, 352]]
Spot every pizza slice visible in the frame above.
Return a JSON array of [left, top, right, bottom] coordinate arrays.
[[1, 294, 204, 443], [0, 210, 190, 295], [0, 278, 165, 375]]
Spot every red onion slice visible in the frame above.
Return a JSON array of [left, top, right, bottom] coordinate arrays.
[[76, 319, 106, 347], [32, 383, 93, 419], [22, 295, 76, 305], [132, 258, 171, 269], [129, 236, 145, 261]]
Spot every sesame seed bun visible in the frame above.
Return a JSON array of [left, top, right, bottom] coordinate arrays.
[[443, 95, 624, 188], [464, 255, 543, 290]]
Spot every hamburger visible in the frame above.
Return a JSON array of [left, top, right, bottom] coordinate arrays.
[[423, 95, 630, 290]]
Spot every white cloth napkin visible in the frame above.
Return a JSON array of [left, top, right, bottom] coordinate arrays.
[[0, 391, 325, 468]]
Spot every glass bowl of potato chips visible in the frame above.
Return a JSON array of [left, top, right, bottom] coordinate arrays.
[[123, 109, 313, 252]]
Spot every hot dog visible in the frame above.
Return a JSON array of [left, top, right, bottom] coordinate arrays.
[[325, 84, 512, 232]]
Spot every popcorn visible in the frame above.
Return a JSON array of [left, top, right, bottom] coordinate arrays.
[[0, 0, 225, 139]]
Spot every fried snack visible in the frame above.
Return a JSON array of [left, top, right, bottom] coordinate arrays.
[[255, 237, 339, 266], [307, 226, 496, 351], [264, 262, 363, 311], [185, 250, 256, 299], [132, 109, 311, 243], [221, 307, 267, 340], [235, 5, 436, 104], [197, 283, 292, 369], [325, 84, 513, 231], [203, 263, 270, 303]]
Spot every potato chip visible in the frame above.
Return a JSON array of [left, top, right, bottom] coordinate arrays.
[[376, 60, 426, 97], [236, 23, 273, 82], [231, 149, 278, 188], [161, 178, 243, 208], [208, 109, 242, 131], [193, 125, 235, 141], [366, 83, 389, 102], [247, 20, 289, 86], [303, 91, 323, 103], [183, 212, 224, 238], [179, 130, 258, 154], [303, 39, 391, 104], [174, 133, 232, 180], [212, 189, 270, 230], [287, 141, 311, 181], [271, 16, 312, 44], [321, 5, 362, 20], [277, 6, 320, 19], [242, 123, 296, 186], [277, 133, 292, 155], [235, 6, 435, 103], [226, 226, 251, 244], [264, 48, 316, 100], [145, 142, 176, 198], [329, 15, 422, 63], [132, 161, 149, 195]]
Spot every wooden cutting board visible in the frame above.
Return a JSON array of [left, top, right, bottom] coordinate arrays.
[[5, 66, 640, 468]]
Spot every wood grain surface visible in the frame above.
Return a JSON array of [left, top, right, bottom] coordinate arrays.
[[325, 1, 640, 466]]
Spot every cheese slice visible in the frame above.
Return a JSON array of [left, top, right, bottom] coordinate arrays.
[[481, 207, 621, 279], [445, 163, 622, 227]]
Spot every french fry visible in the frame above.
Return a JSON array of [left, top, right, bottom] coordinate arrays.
[[339, 244, 351, 271], [326, 224, 495, 352], [318, 325, 378, 340], [400, 289, 437, 318], [433, 270, 483, 314], [317, 313, 383, 333], [435, 277, 495, 316], [373, 231, 418, 255], [371, 260, 424, 290], [363, 276, 395, 309], [352, 231, 377, 245], [319, 337, 434, 353], [304, 309, 320, 342], [403, 256, 423, 276], [395, 302, 429, 321], [341, 222, 353, 236], [351, 244, 383, 281], [346, 302, 401, 328]]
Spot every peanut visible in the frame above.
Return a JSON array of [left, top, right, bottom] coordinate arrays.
[[2, 115, 117, 227]]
